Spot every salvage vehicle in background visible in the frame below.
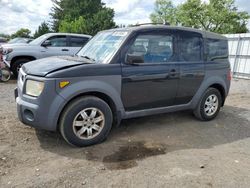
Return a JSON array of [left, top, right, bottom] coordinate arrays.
[[0, 60, 11, 82], [15, 25, 231, 147], [1, 33, 91, 77], [0, 37, 7, 45], [8, 37, 33, 44], [0, 47, 11, 82]]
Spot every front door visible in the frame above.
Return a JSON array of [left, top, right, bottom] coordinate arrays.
[[121, 32, 179, 111]]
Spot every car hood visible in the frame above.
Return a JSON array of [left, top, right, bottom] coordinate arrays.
[[22, 56, 93, 77], [1, 43, 30, 48]]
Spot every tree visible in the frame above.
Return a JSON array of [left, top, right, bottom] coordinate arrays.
[[34, 21, 51, 38], [177, 0, 250, 33], [150, 0, 250, 34], [150, 0, 177, 25], [11, 28, 31, 38], [50, 0, 116, 35], [59, 16, 87, 33]]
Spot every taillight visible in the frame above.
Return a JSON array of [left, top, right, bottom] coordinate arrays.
[[227, 69, 232, 81]]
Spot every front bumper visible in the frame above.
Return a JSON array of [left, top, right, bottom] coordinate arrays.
[[15, 75, 66, 131], [15, 91, 40, 128]]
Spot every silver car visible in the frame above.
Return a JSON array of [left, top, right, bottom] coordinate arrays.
[[0, 33, 91, 77]]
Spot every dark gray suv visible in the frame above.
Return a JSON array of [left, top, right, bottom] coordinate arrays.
[[15, 25, 231, 147]]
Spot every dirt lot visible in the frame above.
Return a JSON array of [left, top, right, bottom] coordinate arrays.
[[0, 79, 250, 188]]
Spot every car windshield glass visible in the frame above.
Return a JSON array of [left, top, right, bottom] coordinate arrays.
[[77, 31, 129, 64], [29, 34, 48, 45], [8, 38, 20, 44]]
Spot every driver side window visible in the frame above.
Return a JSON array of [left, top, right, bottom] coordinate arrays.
[[47, 36, 67, 47], [127, 34, 174, 63]]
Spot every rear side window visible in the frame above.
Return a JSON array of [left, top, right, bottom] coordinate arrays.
[[70, 36, 89, 47], [47, 35, 67, 47], [127, 34, 174, 63], [180, 35, 202, 61], [206, 39, 228, 62]]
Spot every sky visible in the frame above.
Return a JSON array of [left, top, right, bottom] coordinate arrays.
[[0, 0, 250, 35]]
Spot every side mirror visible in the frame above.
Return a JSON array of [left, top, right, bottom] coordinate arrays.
[[42, 40, 51, 47], [126, 54, 144, 64]]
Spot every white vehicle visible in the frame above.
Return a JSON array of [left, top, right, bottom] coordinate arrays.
[[0, 33, 91, 77]]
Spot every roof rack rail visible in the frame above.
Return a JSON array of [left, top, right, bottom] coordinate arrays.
[[132, 22, 170, 27]]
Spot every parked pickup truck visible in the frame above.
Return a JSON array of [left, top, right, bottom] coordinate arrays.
[[15, 25, 231, 147], [1, 33, 91, 77]]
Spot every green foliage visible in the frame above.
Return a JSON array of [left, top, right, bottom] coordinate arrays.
[[150, 0, 177, 25], [150, 0, 250, 34], [11, 28, 31, 38], [51, 0, 116, 35], [34, 22, 51, 38], [59, 16, 87, 33], [177, 0, 250, 33]]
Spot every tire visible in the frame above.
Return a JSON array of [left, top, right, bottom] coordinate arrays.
[[59, 96, 113, 147], [193, 88, 222, 121], [0, 68, 11, 82], [11, 58, 31, 77]]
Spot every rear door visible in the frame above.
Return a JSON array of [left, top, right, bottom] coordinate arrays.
[[175, 31, 205, 105], [40, 35, 71, 58], [121, 31, 180, 111], [68, 36, 90, 55]]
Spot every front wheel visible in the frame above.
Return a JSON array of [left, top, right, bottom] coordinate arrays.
[[59, 96, 113, 147], [193, 88, 222, 121]]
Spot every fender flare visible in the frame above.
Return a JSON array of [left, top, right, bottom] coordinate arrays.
[[190, 76, 228, 109]]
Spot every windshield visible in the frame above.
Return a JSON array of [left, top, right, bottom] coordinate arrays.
[[77, 31, 129, 64], [29, 34, 49, 45], [8, 38, 28, 44], [8, 38, 20, 44]]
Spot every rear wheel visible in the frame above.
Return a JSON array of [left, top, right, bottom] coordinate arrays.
[[194, 88, 222, 121], [12, 58, 31, 77], [59, 96, 113, 147]]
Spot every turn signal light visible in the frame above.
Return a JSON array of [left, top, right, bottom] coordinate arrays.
[[59, 81, 70, 88]]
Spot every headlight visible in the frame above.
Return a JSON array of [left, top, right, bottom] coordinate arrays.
[[25, 80, 44, 97], [2, 48, 13, 55]]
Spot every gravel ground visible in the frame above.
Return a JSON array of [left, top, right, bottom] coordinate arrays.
[[0, 79, 250, 188]]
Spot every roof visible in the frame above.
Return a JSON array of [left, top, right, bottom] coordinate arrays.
[[106, 25, 226, 40], [45, 33, 92, 38]]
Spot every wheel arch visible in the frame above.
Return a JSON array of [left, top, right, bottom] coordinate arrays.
[[191, 76, 228, 109], [10, 55, 36, 68], [56, 91, 122, 131], [208, 83, 226, 106]]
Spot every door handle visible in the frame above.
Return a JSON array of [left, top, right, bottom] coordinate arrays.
[[170, 69, 176, 75], [169, 69, 179, 78], [62, 49, 69, 51]]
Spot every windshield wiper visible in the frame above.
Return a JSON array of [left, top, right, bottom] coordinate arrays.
[[80, 55, 96, 62]]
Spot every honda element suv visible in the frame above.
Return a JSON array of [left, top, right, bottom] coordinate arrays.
[[15, 25, 231, 147]]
